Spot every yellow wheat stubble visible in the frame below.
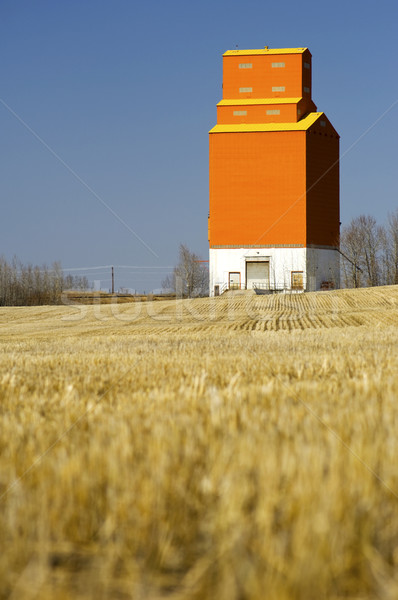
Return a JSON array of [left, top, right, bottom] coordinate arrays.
[[1, 286, 398, 599]]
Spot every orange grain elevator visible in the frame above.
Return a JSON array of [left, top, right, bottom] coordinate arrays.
[[208, 47, 340, 295]]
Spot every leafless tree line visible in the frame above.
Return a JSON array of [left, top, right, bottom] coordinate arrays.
[[63, 274, 91, 292], [0, 257, 90, 306], [341, 210, 398, 288]]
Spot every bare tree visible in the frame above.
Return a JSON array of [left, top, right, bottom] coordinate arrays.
[[63, 274, 90, 291], [358, 215, 384, 286], [162, 244, 209, 297], [340, 219, 365, 288], [340, 215, 386, 288], [385, 209, 398, 285]]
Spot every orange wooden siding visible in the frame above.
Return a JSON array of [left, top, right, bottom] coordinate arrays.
[[301, 50, 312, 95], [217, 103, 299, 124], [298, 97, 317, 118], [209, 131, 307, 246], [216, 98, 318, 125], [306, 120, 340, 247], [223, 53, 305, 100]]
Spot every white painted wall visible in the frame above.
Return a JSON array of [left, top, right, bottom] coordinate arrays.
[[306, 247, 340, 291], [209, 247, 340, 295]]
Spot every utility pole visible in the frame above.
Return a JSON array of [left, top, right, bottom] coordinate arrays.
[[111, 266, 114, 294]]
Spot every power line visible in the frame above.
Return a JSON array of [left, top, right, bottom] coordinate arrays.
[[62, 265, 174, 271]]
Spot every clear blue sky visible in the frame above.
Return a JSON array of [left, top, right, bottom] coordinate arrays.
[[1, 0, 397, 291]]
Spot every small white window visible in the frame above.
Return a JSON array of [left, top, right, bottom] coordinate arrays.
[[239, 63, 252, 69], [304, 62, 310, 69], [272, 62, 285, 68], [320, 120, 326, 127], [272, 86, 285, 92], [304, 86, 310, 93], [239, 87, 252, 93], [266, 109, 280, 115], [233, 110, 247, 116]]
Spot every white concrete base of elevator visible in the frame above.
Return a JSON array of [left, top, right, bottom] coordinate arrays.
[[209, 247, 340, 296]]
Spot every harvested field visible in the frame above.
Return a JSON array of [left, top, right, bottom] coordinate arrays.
[[1, 286, 398, 599]]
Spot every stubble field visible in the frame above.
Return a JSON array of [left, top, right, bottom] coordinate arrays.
[[1, 286, 398, 599]]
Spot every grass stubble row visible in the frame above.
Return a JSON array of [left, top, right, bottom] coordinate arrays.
[[1, 287, 398, 598]]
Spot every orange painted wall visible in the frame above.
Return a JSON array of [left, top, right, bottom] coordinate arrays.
[[301, 50, 312, 96], [209, 131, 307, 246], [216, 99, 317, 125], [298, 97, 317, 119], [306, 121, 340, 247], [217, 103, 298, 124], [223, 53, 305, 100]]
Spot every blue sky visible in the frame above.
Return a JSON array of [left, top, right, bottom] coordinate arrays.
[[1, 0, 397, 291]]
